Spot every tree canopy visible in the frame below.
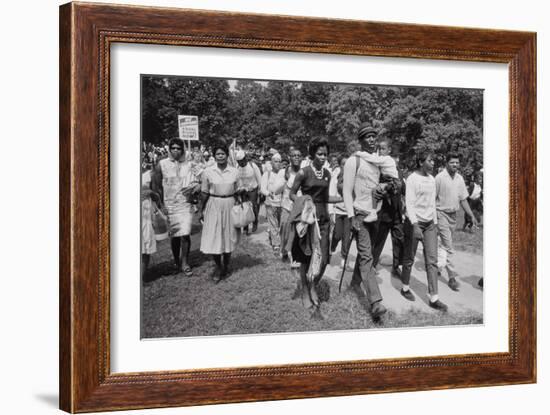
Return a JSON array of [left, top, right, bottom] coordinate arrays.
[[142, 75, 483, 174]]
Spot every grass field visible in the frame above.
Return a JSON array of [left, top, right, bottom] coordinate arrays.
[[142, 215, 483, 338], [452, 207, 483, 254]]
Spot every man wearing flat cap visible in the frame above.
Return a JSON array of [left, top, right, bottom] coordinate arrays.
[[236, 149, 262, 233], [342, 124, 398, 319]]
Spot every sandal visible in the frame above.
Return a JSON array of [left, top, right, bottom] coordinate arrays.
[[182, 266, 193, 277]]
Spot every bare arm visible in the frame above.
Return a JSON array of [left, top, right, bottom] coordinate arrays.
[[198, 192, 210, 220], [289, 169, 305, 202], [197, 169, 210, 219], [460, 198, 477, 226], [151, 164, 164, 208]]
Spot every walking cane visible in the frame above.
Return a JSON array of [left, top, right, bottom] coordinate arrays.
[[338, 231, 356, 293]]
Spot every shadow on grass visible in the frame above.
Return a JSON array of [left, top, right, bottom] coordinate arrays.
[[143, 261, 177, 283], [143, 248, 211, 283], [229, 252, 266, 273]]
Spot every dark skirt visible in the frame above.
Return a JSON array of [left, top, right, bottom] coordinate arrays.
[[291, 220, 330, 267]]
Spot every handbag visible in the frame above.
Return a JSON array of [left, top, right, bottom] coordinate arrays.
[[231, 201, 255, 228], [152, 206, 169, 241]]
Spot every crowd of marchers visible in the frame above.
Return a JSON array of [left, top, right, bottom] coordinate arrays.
[[141, 124, 484, 321]]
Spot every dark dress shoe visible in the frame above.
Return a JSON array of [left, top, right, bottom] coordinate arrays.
[[448, 277, 460, 292], [223, 266, 231, 278], [400, 288, 415, 301], [212, 269, 225, 284], [371, 301, 387, 319], [429, 299, 448, 312]]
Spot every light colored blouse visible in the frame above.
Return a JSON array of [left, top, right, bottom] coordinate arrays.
[[201, 165, 239, 196], [237, 162, 262, 191], [405, 171, 437, 224], [260, 169, 286, 207]]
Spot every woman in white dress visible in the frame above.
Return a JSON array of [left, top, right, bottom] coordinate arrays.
[[141, 162, 160, 279], [199, 141, 241, 282]]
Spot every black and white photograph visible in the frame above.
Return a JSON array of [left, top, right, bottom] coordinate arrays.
[[4, 0, 546, 414], [140, 75, 484, 339]]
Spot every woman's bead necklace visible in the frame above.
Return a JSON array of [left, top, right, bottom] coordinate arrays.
[[311, 164, 324, 179]]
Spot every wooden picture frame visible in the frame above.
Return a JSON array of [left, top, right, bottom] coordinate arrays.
[[59, 2, 536, 412]]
